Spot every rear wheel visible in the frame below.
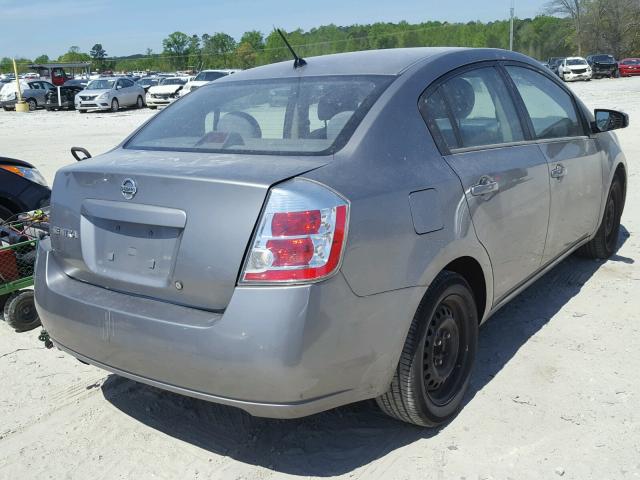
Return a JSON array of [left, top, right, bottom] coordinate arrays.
[[110, 98, 119, 112], [578, 176, 624, 259], [27, 98, 37, 111], [376, 271, 478, 427], [4, 290, 41, 332], [136, 96, 144, 109]]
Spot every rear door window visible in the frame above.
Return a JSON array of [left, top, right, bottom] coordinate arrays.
[[421, 66, 525, 150], [505, 66, 584, 140]]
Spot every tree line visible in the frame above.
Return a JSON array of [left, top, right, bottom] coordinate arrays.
[[2, 3, 640, 75]]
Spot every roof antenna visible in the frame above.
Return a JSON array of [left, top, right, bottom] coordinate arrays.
[[276, 29, 307, 69]]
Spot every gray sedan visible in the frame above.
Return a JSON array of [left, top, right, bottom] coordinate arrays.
[[36, 48, 628, 427], [0, 80, 54, 111], [75, 77, 145, 113]]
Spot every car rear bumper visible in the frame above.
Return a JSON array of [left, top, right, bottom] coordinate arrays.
[[35, 239, 421, 418]]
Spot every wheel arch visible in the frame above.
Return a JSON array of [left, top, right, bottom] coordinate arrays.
[[442, 256, 488, 324]]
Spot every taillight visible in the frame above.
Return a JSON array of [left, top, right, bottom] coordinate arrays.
[[241, 179, 349, 284]]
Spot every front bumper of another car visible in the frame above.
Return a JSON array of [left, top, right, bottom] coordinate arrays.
[[75, 95, 111, 111], [563, 69, 592, 81], [145, 93, 178, 107], [35, 239, 422, 418]]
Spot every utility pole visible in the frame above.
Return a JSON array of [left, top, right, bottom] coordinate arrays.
[[509, 0, 515, 51]]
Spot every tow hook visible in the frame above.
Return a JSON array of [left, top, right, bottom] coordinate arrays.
[[38, 329, 53, 349]]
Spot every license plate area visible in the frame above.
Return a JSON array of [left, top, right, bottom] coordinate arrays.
[[80, 215, 182, 288]]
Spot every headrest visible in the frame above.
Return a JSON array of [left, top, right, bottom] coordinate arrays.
[[317, 88, 359, 121], [446, 77, 475, 119]]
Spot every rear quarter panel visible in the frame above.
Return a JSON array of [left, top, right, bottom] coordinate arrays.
[[303, 52, 495, 319]]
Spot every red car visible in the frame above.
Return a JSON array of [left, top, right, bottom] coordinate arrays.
[[618, 58, 640, 76]]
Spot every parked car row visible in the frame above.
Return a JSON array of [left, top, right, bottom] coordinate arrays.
[[543, 53, 640, 82], [0, 69, 240, 113]]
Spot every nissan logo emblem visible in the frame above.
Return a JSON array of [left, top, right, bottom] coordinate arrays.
[[121, 178, 137, 200]]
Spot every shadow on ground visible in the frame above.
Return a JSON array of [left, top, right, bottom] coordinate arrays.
[[102, 228, 631, 477]]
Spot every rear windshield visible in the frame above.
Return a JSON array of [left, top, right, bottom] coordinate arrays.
[[195, 71, 228, 81], [125, 75, 392, 156], [567, 58, 587, 65], [622, 59, 640, 65]]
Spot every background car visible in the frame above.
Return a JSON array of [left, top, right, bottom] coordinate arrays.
[[75, 77, 145, 113], [179, 69, 239, 97], [36, 47, 628, 428], [146, 77, 188, 109], [618, 58, 640, 77], [0, 156, 49, 221], [546, 57, 565, 76], [586, 54, 619, 78], [0, 80, 54, 111], [558, 57, 592, 82], [45, 84, 85, 111], [136, 77, 160, 93]]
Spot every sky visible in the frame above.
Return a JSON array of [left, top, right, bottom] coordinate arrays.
[[0, 0, 550, 59]]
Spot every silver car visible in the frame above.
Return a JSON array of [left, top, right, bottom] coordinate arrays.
[[0, 80, 54, 111], [75, 77, 145, 113], [36, 48, 628, 427]]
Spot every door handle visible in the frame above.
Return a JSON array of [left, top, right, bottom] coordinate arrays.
[[550, 164, 567, 179], [470, 176, 499, 196]]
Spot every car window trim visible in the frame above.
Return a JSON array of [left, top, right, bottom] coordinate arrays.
[[418, 60, 530, 155], [499, 60, 591, 139]]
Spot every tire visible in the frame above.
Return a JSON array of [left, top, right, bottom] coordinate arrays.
[[110, 98, 119, 112], [148, 106, 157, 110], [577, 176, 624, 259], [136, 96, 144, 109], [4, 290, 41, 333], [27, 98, 37, 111], [3, 106, 12, 112], [376, 271, 478, 427], [78, 109, 86, 114]]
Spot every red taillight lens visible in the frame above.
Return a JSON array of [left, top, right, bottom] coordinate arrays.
[[271, 210, 321, 236], [241, 180, 349, 284], [267, 238, 315, 266]]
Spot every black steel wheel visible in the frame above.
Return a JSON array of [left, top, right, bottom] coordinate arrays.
[[377, 271, 478, 427], [578, 175, 624, 259], [4, 290, 41, 333]]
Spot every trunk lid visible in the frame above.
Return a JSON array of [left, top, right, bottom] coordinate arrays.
[[50, 148, 328, 311]]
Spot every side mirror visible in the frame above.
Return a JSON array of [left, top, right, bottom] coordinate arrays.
[[593, 109, 629, 133]]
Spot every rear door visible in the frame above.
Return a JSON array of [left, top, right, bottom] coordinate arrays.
[[505, 65, 603, 264], [421, 65, 551, 302]]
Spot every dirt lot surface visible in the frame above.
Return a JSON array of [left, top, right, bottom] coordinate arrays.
[[1, 79, 639, 480]]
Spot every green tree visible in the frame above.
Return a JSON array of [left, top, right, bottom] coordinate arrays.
[[162, 31, 191, 69], [235, 42, 257, 69], [90, 43, 107, 71], [33, 54, 50, 64], [58, 46, 91, 63], [240, 30, 264, 51], [202, 32, 236, 68], [187, 35, 201, 71]]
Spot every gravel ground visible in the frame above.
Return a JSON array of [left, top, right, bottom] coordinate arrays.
[[0, 78, 639, 480]]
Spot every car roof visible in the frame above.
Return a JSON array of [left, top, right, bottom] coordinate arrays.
[[217, 47, 540, 82]]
